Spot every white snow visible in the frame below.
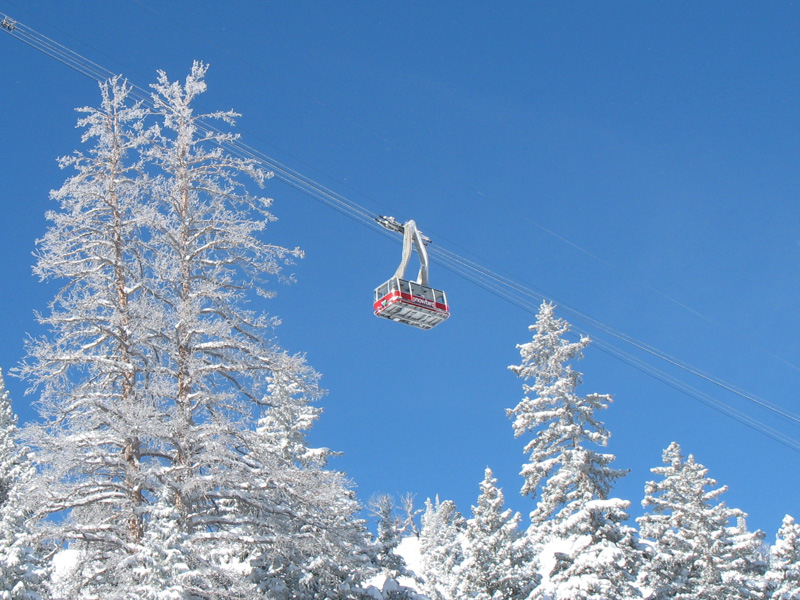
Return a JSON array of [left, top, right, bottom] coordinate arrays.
[[365, 535, 423, 592], [52, 548, 79, 579]]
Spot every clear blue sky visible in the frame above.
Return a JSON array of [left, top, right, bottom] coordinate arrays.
[[2, 1, 800, 538]]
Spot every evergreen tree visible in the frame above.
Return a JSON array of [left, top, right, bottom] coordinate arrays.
[[419, 497, 464, 600], [726, 516, 768, 600], [369, 494, 407, 581], [507, 301, 627, 535], [20, 64, 376, 597], [456, 468, 536, 600], [544, 498, 642, 600], [256, 370, 331, 469], [507, 302, 639, 600], [19, 74, 156, 564], [144, 63, 375, 597], [0, 369, 47, 600], [766, 515, 800, 600], [637, 442, 765, 600], [364, 494, 426, 600]]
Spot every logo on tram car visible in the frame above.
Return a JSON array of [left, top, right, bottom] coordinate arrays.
[[407, 294, 439, 310]]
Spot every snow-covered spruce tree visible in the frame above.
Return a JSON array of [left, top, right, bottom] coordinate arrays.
[[767, 514, 800, 600], [364, 494, 427, 600], [0, 369, 48, 599], [507, 301, 628, 527], [543, 498, 642, 600], [727, 515, 769, 599], [418, 497, 465, 600], [369, 494, 407, 581], [455, 468, 536, 600], [637, 442, 765, 600], [507, 301, 640, 600], [244, 372, 382, 595]]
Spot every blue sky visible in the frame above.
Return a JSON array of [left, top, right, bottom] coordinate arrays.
[[2, 1, 800, 538]]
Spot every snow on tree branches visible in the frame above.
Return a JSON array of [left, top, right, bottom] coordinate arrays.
[[507, 301, 627, 529], [0, 369, 48, 600], [507, 302, 640, 600], [455, 468, 536, 600], [637, 442, 765, 600], [16, 64, 377, 599]]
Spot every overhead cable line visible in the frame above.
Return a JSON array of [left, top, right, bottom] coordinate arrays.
[[430, 244, 800, 425], [428, 245, 800, 451], [0, 13, 391, 237], [3, 12, 800, 449], [587, 336, 800, 453], [1, 15, 116, 86]]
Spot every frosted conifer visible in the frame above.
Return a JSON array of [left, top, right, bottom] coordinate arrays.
[[766, 515, 800, 600], [637, 442, 765, 600], [17, 74, 155, 594], [143, 63, 375, 596], [507, 302, 640, 599], [725, 516, 768, 599], [507, 301, 627, 536], [20, 78, 158, 560], [419, 497, 464, 600], [256, 369, 331, 469], [0, 370, 47, 600], [543, 498, 642, 600], [369, 494, 407, 580], [19, 64, 376, 597], [456, 468, 536, 600]]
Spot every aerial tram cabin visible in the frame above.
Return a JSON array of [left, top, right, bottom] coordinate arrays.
[[373, 217, 450, 330]]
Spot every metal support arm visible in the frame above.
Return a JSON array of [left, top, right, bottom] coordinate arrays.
[[393, 220, 429, 286]]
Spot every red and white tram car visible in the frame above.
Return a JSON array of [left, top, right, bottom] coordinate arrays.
[[373, 216, 450, 330], [374, 276, 449, 330]]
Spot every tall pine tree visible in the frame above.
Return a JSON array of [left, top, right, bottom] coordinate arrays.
[[19, 64, 376, 598], [507, 301, 627, 530], [419, 497, 464, 600], [507, 301, 639, 600], [145, 63, 375, 598], [19, 75, 158, 591], [543, 498, 642, 600]]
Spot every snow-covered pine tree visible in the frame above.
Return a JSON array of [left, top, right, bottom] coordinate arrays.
[[419, 497, 464, 600], [767, 514, 800, 600], [143, 62, 375, 597], [543, 498, 642, 600], [0, 369, 47, 600], [637, 442, 765, 600], [18, 74, 160, 593], [726, 515, 768, 599], [365, 494, 427, 600], [20, 64, 377, 597], [455, 468, 536, 600], [244, 371, 382, 596], [242, 437, 376, 599], [256, 369, 332, 469], [507, 301, 627, 531], [369, 494, 407, 581], [507, 301, 639, 600]]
